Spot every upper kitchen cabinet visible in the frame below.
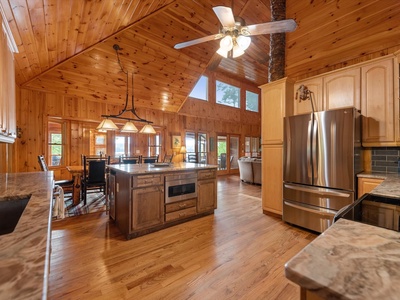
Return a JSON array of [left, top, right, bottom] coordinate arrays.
[[293, 77, 323, 115], [324, 68, 361, 111], [0, 13, 17, 143], [260, 78, 294, 145], [361, 57, 395, 146], [293, 68, 360, 116]]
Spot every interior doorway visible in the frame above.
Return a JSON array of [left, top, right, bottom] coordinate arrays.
[[217, 134, 239, 174]]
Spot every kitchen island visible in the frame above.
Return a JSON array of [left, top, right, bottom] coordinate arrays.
[[108, 162, 218, 240], [285, 172, 400, 300], [0, 172, 54, 300]]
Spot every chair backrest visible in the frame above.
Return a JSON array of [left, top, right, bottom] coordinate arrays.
[[188, 154, 197, 163], [163, 154, 173, 163], [82, 155, 109, 183], [37, 155, 49, 171], [142, 155, 159, 163], [120, 155, 141, 164]]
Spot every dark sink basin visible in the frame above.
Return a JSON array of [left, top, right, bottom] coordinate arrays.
[[0, 195, 31, 236]]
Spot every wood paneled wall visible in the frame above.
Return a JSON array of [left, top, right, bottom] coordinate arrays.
[[5, 70, 261, 179]]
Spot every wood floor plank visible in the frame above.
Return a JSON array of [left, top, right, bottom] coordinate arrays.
[[48, 175, 316, 299]]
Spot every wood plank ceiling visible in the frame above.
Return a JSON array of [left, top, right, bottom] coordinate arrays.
[[1, 0, 400, 113]]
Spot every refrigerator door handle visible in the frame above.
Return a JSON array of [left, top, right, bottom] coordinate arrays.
[[284, 183, 351, 198], [312, 119, 318, 181], [307, 120, 313, 178], [284, 200, 337, 217]]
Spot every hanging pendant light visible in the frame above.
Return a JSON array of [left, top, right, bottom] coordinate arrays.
[[96, 44, 156, 134], [96, 119, 119, 131], [139, 124, 156, 134], [121, 121, 138, 133]]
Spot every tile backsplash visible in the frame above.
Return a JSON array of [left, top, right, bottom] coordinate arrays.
[[371, 147, 400, 173]]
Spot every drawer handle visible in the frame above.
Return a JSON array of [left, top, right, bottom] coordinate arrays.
[[179, 213, 186, 217], [179, 204, 187, 208]]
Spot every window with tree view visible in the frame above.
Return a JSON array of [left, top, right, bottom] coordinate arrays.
[[48, 121, 65, 166], [216, 80, 240, 108], [246, 91, 259, 112]]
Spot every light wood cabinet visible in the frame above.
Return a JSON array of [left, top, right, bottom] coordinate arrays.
[[0, 24, 16, 143], [260, 77, 294, 144], [293, 77, 323, 115], [260, 78, 294, 216], [361, 58, 395, 146], [357, 177, 384, 198], [262, 145, 283, 215], [324, 68, 361, 110]]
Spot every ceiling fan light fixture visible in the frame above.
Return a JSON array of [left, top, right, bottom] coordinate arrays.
[[219, 35, 233, 51], [217, 47, 229, 58], [121, 121, 138, 133], [139, 124, 156, 134], [236, 35, 251, 51], [232, 44, 245, 58], [96, 119, 119, 131]]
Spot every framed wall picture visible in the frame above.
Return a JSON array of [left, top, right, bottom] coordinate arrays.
[[172, 135, 181, 148]]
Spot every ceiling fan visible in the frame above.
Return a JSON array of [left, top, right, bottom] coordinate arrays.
[[174, 6, 297, 58]]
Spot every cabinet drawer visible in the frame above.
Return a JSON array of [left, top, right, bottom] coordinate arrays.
[[165, 199, 196, 213], [165, 207, 197, 222], [198, 169, 216, 180], [132, 174, 162, 188]]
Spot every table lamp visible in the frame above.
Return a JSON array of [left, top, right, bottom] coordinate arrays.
[[180, 146, 187, 162]]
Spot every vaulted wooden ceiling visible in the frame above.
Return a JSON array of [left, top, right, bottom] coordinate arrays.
[[1, 0, 400, 113]]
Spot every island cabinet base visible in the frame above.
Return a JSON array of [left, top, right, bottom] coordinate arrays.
[[300, 288, 324, 300], [110, 164, 217, 240]]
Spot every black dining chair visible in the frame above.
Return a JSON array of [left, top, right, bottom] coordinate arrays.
[[119, 155, 142, 164], [81, 155, 110, 205], [142, 155, 159, 163]]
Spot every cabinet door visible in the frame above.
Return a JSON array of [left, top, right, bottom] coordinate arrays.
[[131, 186, 164, 231], [324, 68, 361, 110], [260, 78, 294, 145], [293, 77, 323, 115], [361, 58, 395, 145], [262, 145, 283, 215], [197, 179, 217, 213], [357, 177, 384, 198]]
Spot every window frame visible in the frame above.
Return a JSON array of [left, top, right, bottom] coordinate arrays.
[[47, 119, 68, 167], [215, 80, 241, 109]]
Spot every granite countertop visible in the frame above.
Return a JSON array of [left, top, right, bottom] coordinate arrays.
[[108, 162, 218, 175], [285, 172, 400, 299], [285, 218, 400, 300], [0, 172, 54, 300], [357, 172, 400, 198]]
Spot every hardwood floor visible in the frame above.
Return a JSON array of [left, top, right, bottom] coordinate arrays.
[[49, 175, 316, 299]]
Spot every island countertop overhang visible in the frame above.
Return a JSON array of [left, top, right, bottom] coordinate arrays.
[[107, 162, 218, 175]]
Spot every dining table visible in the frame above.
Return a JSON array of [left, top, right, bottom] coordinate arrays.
[[66, 166, 83, 206]]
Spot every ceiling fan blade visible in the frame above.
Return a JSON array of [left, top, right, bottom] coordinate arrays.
[[174, 34, 224, 49], [246, 19, 297, 36], [213, 6, 236, 28]]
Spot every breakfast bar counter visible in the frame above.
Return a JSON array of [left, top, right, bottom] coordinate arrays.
[[0, 172, 54, 300]]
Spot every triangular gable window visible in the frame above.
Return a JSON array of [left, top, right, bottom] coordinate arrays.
[[189, 75, 208, 101]]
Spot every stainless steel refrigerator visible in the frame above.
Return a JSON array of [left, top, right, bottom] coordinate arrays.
[[282, 107, 363, 233]]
